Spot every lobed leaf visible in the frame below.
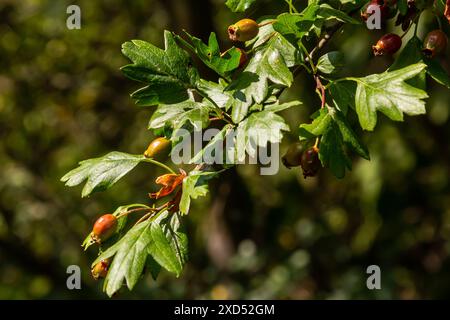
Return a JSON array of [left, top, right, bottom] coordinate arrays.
[[180, 170, 218, 215], [121, 31, 199, 106], [351, 63, 428, 131], [61, 152, 146, 197]]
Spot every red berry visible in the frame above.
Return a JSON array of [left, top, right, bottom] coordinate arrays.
[[372, 33, 402, 56], [92, 214, 117, 243], [91, 259, 110, 280], [422, 30, 448, 58], [300, 147, 321, 178], [228, 19, 259, 42]]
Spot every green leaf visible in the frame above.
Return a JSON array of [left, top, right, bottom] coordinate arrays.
[[182, 32, 241, 77], [190, 100, 302, 164], [273, 5, 320, 42], [299, 108, 369, 178], [235, 108, 290, 158], [127, 82, 188, 106], [398, 0, 409, 15], [149, 101, 210, 130], [121, 31, 199, 106], [263, 100, 302, 113], [190, 124, 233, 165], [225, 0, 257, 12], [81, 232, 94, 251], [228, 33, 297, 122], [317, 4, 361, 24], [390, 36, 426, 90], [351, 63, 428, 131], [299, 108, 333, 139], [329, 81, 356, 114], [61, 152, 146, 197], [197, 79, 233, 110], [320, 121, 352, 179], [248, 17, 276, 48], [148, 100, 211, 145], [180, 170, 218, 215], [145, 255, 161, 280], [317, 51, 345, 75], [148, 212, 188, 276], [99, 219, 153, 297], [424, 57, 450, 89]]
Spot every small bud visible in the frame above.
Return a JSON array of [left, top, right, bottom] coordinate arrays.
[[300, 146, 321, 178], [422, 30, 448, 58], [92, 214, 118, 243], [372, 33, 402, 56], [144, 137, 171, 159], [91, 259, 110, 280], [228, 18, 259, 42]]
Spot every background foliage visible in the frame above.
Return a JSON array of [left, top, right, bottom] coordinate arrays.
[[1, 0, 450, 299]]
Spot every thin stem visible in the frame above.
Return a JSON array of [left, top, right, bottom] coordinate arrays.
[[258, 20, 277, 27], [134, 211, 155, 225], [332, 76, 358, 84], [116, 207, 155, 219], [284, 0, 298, 14], [313, 137, 320, 150], [142, 158, 176, 174], [134, 204, 168, 225], [299, 41, 316, 74], [315, 76, 326, 109]]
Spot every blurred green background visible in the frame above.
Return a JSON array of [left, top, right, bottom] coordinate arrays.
[[1, 0, 450, 299]]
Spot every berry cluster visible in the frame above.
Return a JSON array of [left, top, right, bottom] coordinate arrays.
[[88, 137, 178, 280], [282, 143, 321, 178], [363, 0, 447, 57]]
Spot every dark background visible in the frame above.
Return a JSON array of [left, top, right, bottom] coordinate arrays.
[[1, 0, 450, 299]]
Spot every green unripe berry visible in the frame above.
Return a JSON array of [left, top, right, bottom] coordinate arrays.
[[228, 19, 259, 42], [144, 137, 171, 159]]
